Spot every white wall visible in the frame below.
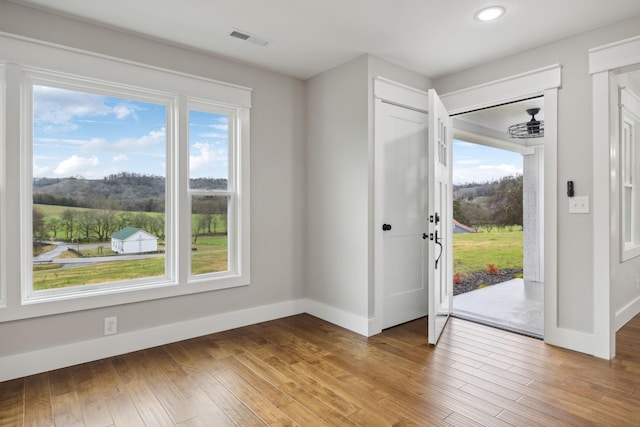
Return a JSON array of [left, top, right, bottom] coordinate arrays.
[[435, 16, 640, 336], [0, 2, 306, 372], [305, 54, 431, 332], [306, 55, 370, 326]]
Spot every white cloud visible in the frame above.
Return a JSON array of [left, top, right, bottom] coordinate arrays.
[[82, 128, 165, 153], [33, 164, 54, 178], [455, 159, 484, 165], [112, 104, 137, 120], [113, 154, 128, 162], [198, 132, 228, 139], [209, 123, 228, 131], [53, 155, 100, 177], [190, 141, 227, 173], [454, 164, 522, 185], [33, 86, 138, 133]]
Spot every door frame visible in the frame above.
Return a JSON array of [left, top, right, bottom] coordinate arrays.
[[440, 65, 570, 349], [590, 35, 640, 359]]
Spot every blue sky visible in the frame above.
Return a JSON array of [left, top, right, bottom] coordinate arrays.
[[453, 139, 523, 185], [33, 85, 229, 180]]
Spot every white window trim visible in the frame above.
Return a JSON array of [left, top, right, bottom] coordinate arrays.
[[186, 100, 241, 285], [21, 69, 180, 304], [0, 62, 5, 309], [0, 33, 251, 322], [619, 86, 640, 261], [589, 34, 640, 358]]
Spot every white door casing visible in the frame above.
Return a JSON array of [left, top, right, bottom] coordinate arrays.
[[442, 65, 566, 352]]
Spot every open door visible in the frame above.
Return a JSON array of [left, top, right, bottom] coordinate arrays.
[[427, 89, 453, 345]]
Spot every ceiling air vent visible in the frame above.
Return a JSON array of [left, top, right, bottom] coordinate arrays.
[[229, 29, 270, 46], [229, 30, 251, 41]]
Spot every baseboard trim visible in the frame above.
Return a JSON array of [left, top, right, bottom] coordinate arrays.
[[301, 299, 372, 336], [544, 326, 595, 357], [615, 295, 640, 331], [0, 300, 305, 382]]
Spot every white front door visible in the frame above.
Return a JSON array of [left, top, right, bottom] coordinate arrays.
[[427, 89, 453, 344], [376, 100, 429, 329]]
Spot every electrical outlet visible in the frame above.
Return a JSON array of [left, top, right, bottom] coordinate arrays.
[[104, 316, 117, 336]]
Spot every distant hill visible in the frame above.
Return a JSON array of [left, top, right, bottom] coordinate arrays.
[[453, 181, 495, 201], [33, 173, 227, 212], [453, 176, 523, 227]]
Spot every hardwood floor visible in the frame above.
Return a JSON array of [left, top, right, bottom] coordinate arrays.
[[2, 314, 640, 426]]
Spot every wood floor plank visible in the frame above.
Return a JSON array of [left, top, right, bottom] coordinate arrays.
[[278, 381, 361, 426], [193, 370, 266, 426], [125, 380, 176, 426], [88, 359, 125, 400], [24, 373, 52, 426], [225, 355, 294, 407], [170, 374, 236, 427], [51, 390, 84, 427], [79, 398, 113, 427], [214, 368, 297, 426], [145, 374, 197, 424], [0, 379, 24, 427], [8, 315, 640, 426], [105, 392, 146, 427], [261, 357, 360, 417]]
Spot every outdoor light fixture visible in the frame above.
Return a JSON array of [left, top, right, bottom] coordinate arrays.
[[508, 108, 544, 139], [475, 6, 505, 21]]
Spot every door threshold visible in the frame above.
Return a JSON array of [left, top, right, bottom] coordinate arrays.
[[451, 313, 543, 340]]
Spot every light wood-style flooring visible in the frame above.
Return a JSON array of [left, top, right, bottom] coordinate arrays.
[[2, 313, 640, 426]]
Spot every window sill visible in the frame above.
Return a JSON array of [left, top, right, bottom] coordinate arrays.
[[0, 275, 250, 323]]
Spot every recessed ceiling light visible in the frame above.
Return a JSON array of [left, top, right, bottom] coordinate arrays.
[[475, 6, 505, 21]]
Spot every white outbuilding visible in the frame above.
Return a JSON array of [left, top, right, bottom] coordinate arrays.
[[111, 227, 158, 254]]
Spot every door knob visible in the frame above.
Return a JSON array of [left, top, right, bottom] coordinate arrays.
[[382, 224, 392, 231]]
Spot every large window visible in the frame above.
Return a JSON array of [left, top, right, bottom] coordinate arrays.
[[0, 35, 251, 318], [20, 72, 249, 305], [30, 84, 170, 293]]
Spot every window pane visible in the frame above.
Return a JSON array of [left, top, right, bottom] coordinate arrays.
[[32, 85, 167, 290], [189, 110, 229, 190], [191, 195, 229, 275], [625, 186, 633, 244]]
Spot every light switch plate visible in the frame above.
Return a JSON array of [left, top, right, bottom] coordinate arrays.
[[569, 196, 589, 214]]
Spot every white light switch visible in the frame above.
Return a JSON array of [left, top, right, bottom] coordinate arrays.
[[569, 196, 589, 214]]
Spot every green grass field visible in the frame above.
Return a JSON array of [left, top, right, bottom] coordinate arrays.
[[33, 235, 228, 289], [453, 230, 523, 275]]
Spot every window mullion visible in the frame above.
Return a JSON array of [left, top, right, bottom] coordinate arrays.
[[177, 95, 190, 285]]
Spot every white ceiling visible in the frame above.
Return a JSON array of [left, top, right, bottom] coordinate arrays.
[[10, 0, 640, 80]]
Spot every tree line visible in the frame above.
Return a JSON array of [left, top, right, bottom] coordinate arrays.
[[453, 175, 523, 228], [33, 208, 166, 243], [33, 196, 229, 244]]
